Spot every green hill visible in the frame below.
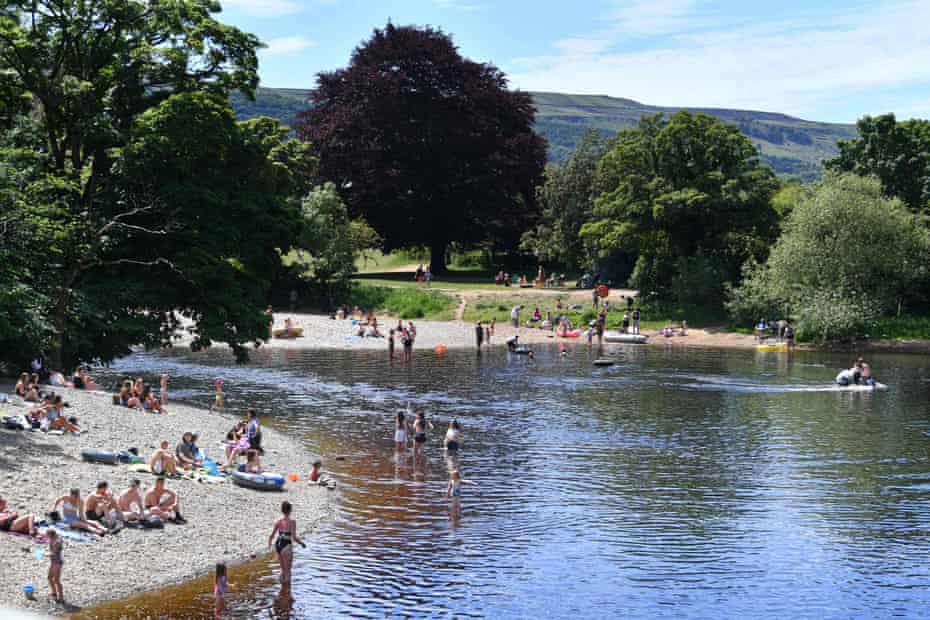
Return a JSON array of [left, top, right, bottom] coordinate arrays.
[[231, 88, 857, 180]]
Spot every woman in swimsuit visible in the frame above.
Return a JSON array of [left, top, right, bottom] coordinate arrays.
[[47, 528, 64, 604], [268, 501, 305, 587], [444, 419, 462, 452], [395, 411, 409, 451], [52, 489, 107, 536], [412, 411, 434, 455]]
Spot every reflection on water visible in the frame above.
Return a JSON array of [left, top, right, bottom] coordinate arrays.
[[77, 345, 930, 619]]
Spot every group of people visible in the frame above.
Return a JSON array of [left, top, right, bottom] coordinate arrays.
[[393, 409, 473, 499], [114, 374, 170, 414], [414, 264, 432, 286], [836, 358, 877, 386], [755, 318, 795, 344], [388, 320, 417, 362]]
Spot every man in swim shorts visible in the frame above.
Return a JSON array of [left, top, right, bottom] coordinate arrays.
[[85, 481, 120, 529], [149, 440, 177, 475], [144, 477, 184, 523], [118, 480, 144, 521]]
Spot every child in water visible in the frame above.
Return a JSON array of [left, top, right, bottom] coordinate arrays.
[[214, 561, 232, 614], [447, 470, 477, 498], [211, 379, 224, 413]]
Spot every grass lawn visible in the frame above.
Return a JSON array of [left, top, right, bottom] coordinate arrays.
[[354, 270, 506, 291], [347, 283, 457, 320]]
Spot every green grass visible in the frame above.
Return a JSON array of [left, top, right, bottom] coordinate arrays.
[[346, 283, 456, 320], [353, 270, 502, 291], [354, 249, 429, 273], [866, 316, 930, 340]]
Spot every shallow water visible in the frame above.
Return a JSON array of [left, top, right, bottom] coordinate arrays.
[[76, 345, 930, 619]]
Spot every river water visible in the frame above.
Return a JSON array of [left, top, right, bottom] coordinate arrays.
[[76, 344, 930, 619]]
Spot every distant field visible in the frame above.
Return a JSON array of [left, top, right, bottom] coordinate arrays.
[[230, 88, 857, 179]]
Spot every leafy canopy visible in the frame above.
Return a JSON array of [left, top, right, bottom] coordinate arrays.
[[581, 112, 779, 306], [728, 173, 930, 342], [825, 114, 930, 213], [0, 1, 303, 368], [295, 22, 547, 271]]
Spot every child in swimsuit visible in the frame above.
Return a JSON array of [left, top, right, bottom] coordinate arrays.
[[214, 561, 232, 615], [395, 411, 409, 451], [413, 411, 434, 449], [446, 469, 477, 498], [47, 528, 64, 603], [211, 379, 225, 413]]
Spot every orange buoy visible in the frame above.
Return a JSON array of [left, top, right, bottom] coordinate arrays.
[[434, 343, 448, 354], [287, 473, 299, 482]]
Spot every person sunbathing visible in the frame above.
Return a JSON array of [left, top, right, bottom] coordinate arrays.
[[144, 477, 184, 523], [52, 489, 107, 536], [0, 495, 38, 537], [117, 480, 144, 521], [149, 440, 178, 476]]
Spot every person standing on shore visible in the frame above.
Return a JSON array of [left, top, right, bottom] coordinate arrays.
[[211, 379, 225, 413], [475, 321, 484, 349], [214, 562, 231, 615], [268, 501, 305, 587], [47, 528, 64, 604], [510, 305, 522, 328], [425, 265, 432, 288], [592, 288, 599, 309], [388, 329, 396, 359], [160, 374, 169, 406], [632, 308, 641, 335]]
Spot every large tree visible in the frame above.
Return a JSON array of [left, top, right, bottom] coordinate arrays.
[[521, 129, 611, 269], [295, 22, 547, 273], [728, 174, 930, 342], [825, 114, 930, 213], [0, 1, 300, 367], [581, 112, 779, 307]]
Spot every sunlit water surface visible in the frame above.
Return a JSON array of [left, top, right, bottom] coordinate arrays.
[[75, 344, 930, 619]]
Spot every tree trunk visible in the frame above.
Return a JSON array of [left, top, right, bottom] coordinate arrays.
[[430, 241, 447, 275]]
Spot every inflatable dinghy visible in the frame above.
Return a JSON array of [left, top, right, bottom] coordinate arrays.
[[273, 327, 303, 339], [81, 449, 120, 465], [835, 382, 888, 392], [604, 331, 648, 344], [231, 469, 286, 491]]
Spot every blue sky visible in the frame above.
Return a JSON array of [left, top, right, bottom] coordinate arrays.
[[218, 0, 930, 123]]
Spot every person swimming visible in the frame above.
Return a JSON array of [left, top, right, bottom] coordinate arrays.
[[836, 358, 866, 386]]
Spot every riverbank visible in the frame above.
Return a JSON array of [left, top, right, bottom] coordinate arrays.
[[184, 312, 760, 352], [0, 388, 331, 615]]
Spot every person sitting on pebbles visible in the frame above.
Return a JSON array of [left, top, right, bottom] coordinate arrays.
[[44, 395, 81, 435], [149, 440, 178, 476], [52, 488, 108, 536], [117, 480, 144, 522], [144, 477, 185, 524], [85, 481, 121, 530], [175, 431, 203, 471]]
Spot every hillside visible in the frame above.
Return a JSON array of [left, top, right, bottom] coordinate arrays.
[[231, 88, 858, 179]]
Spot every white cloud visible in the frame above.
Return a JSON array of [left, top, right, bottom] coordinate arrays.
[[221, 0, 303, 17], [263, 36, 314, 57], [508, 1, 930, 120], [602, 0, 703, 35]]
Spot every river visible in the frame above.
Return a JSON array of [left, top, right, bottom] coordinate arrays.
[[75, 344, 930, 619]]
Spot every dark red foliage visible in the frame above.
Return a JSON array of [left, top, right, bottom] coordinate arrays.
[[295, 23, 547, 270]]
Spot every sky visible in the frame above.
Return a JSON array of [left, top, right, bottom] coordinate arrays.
[[217, 0, 930, 123]]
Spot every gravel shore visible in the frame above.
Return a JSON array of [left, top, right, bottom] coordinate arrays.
[[190, 312, 757, 353], [0, 388, 331, 615]]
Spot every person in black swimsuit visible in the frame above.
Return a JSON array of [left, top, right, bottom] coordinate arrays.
[[268, 501, 305, 587], [412, 410, 434, 455]]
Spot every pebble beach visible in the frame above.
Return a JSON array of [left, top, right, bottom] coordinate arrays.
[[0, 387, 331, 615]]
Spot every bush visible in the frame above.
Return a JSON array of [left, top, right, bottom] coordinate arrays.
[[345, 284, 455, 320]]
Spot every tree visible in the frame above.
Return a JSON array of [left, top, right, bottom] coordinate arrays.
[[521, 129, 611, 269], [728, 174, 930, 342], [295, 183, 381, 303], [295, 23, 547, 273], [0, 1, 296, 368], [580, 112, 779, 307], [825, 114, 930, 213]]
